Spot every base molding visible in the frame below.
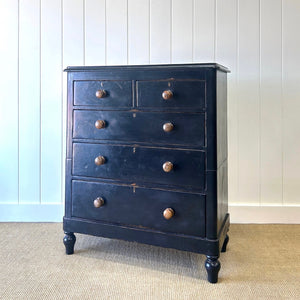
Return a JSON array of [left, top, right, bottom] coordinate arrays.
[[229, 205, 300, 224], [0, 204, 63, 222]]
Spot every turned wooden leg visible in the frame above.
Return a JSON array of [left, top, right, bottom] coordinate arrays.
[[205, 255, 221, 283], [221, 234, 229, 253], [63, 232, 76, 255]]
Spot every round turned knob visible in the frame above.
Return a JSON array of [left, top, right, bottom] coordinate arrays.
[[163, 122, 174, 132], [162, 90, 173, 100], [94, 197, 105, 208], [95, 120, 106, 129], [95, 156, 106, 166], [162, 161, 173, 172], [163, 208, 175, 220], [95, 89, 106, 98]]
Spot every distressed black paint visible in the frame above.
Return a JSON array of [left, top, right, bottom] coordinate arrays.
[[63, 63, 230, 283]]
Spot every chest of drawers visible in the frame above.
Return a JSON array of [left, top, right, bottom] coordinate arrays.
[[63, 63, 230, 283]]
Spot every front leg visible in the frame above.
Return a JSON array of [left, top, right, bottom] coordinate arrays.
[[205, 255, 221, 283], [63, 232, 76, 255]]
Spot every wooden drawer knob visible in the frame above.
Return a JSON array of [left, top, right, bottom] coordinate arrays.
[[95, 156, 106, 166], [95, 89, 106, 98], [163, 208, 174, 220], [163, 161, 173, 172], [163, 122, 174, 132], [95, 120, 106, 129], [162, 90, 173, 100], [94, 197, 105, 208]]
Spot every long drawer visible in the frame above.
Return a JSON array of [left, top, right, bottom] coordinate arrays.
[[73, 110, 205, 147], [72, 143, 206, 189], [71, 180, 206, 237]]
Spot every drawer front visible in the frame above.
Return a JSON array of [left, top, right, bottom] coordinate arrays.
[[137, 79, 205, 109], [72, 143, 205, 189], [72, 180, 205, 237], [74, 80, 132, 107], [73, 110, 205, 147]]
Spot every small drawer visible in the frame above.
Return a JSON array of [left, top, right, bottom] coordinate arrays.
[[136, 79, 205, 110], [72, 180, 206, 237], [74, 80, 132, 107], [73, 110, 205, 147], [72, 143, 205, 189]]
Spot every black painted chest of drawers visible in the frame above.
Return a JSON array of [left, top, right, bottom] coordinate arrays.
[[63, 63, 230, 283]]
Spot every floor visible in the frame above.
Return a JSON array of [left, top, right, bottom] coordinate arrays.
[[0, 223, 299, 299]]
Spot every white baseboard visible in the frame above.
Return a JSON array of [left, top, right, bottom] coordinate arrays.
[[229, 205, 300, 224], [0, 204, 63, 222]]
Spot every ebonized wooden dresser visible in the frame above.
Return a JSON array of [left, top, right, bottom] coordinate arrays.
[[63, 63, 230, 283]]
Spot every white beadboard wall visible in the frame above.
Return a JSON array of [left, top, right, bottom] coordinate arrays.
[[0, 0, 300, 223]]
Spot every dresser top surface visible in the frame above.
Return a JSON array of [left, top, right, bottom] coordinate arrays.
[[64, 63, 230, 73]]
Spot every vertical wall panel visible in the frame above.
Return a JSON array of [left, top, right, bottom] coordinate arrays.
[[237, 0, 260, 205], [106, 0, 127, 65], [150, 0, 171, 63], [172, 0, 193, 63], [282, 0, 300, 205], [62, 0, 85, 210], [193, 0, 215, 62], [2, 0, 300, 221], [128, 0, 150, 64], [85, 0, 106, 65], [63, 0, 84, 66], [40, 0, 62, 204], [0, 0, 19, 203], [260, 0, 282, 205], [216, 0, 238, 204], [19, 0, 41, 204]]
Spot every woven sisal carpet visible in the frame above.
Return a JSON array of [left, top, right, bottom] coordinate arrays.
[[0, 223, 299, 299]]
